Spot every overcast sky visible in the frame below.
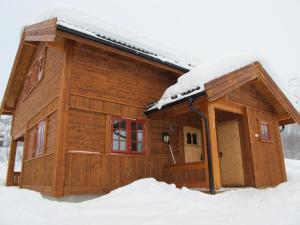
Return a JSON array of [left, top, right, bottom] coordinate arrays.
[[1, 0, 300, 101]]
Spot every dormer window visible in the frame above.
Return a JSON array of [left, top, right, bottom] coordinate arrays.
[[23, 52, 45, 98]]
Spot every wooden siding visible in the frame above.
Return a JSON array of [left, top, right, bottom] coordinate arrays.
[[14, 43, 63, 193], [164, 162, 207, 188], [64, 107, 183, 194], [13, 44, 64, 137], [246, 108, 286, 186], [21, 153, 54, 188], [67, 109, 106, 153], [21, 111, 58, 188], [58, 41, 184, 195], [64, 153, 172, 195], [70, 43, 178, 108], [24, 18, 57, 42]]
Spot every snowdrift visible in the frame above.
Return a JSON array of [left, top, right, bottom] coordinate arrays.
[[0, 159, 300, 225]]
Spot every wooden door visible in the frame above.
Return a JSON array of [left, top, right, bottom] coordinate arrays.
[[183, 126, 203, 163], [217, 120, 245, 186]]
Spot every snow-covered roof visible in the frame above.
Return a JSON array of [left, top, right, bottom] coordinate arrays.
[[146, 56, 300, 112], [39, 8, 198, 71]]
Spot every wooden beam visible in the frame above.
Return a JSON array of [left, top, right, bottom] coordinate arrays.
[[6, 140, 17, 186], [255, 62, 300, 125], [214, 99, 244, 115], [147, 96, 207, 120], [24, 18, 57, 42], [205, 64, 259, 102], [207, 103, 221, 190], [274, 113, 291, 122], [52, 39, 73, 197]]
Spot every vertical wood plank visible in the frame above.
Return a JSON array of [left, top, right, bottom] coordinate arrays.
[[52, 39, 73, 197], [19, 123, 29, 188], [273, 119, 287, 182], [6, 140, 18, 186], [207, 103, 221, 190]]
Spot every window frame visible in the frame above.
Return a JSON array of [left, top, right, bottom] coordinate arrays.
[[32, 119, 47, 157], [258, 119, 272, 142], [111, 117, 146, 154]]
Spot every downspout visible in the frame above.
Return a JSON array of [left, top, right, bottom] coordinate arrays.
[[188, 97, 215, 194]]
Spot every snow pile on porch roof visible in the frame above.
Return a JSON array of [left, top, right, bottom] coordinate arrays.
[[39, 7, 198, 71], [147, 55, 300, 112]]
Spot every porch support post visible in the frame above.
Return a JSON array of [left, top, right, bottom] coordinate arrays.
[[207, 103, 222, 190], [6, 139, 17, 186]]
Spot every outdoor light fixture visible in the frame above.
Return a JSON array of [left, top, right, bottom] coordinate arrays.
[[162, 132, 170, 144], [162, 132, 176, 164]]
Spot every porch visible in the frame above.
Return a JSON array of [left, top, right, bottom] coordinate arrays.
[[148, 95, 254, 192]]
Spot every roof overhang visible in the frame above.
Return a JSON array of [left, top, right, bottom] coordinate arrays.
[[146, 62, 300, 126], [1, 18, 189, 115]]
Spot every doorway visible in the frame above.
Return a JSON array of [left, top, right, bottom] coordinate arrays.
[[216, 110, 245, 187]]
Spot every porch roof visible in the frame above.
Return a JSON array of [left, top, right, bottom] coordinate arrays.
[[145, 60, 300, 125]]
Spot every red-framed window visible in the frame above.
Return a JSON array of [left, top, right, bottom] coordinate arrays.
[[112, 117, 145, 154], [33, 120, 46, 157]]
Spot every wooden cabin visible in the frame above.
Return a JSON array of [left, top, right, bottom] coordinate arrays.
[[1, 18, 299, 197]]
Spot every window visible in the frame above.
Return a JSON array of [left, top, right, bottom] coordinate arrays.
[[186, 132, 198, 145], [192, 133, 198, 145], [112, 117, 145, 154], [186, 133, 192, 144], [23, 53, 45, 98], [33, 120, 46, 157], [258, 120, 271, 141]]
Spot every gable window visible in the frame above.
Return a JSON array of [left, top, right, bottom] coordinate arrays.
[[23, 52, 45, 98], [112, 117, 145, 154], [258, 120, 271, 142], [33, 120, 46, 157]]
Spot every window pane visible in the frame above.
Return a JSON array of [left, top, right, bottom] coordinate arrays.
[[137, 123, 143, 131], [137, 143, 143, 152], [187, 133, 192, 144], [131, 132, 137, 141], [113, 140, 119, 150], [113, 130, 119, 139], [260, 122, 270, 140], [131, 142, 137, 151], [120, 130, 126, 140], [137, 132, 143, 142], [113, 120, 119, 129], [192, 133, 198, 145], [131, 122, 136, 130], [120, 141, 126, 151], [35, 121, 46, 156], [120, 120, 126, 130]]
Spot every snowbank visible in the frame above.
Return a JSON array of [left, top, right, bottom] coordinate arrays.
[[0, 159, 300, 225]]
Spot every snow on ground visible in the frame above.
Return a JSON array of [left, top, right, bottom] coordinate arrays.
[[0, 159, 300, 225]]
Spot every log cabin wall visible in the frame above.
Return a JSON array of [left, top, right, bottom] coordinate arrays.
[[226, 83, 286, 187], [63, 41, 185, 195], [13, 42, 64, 194]]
